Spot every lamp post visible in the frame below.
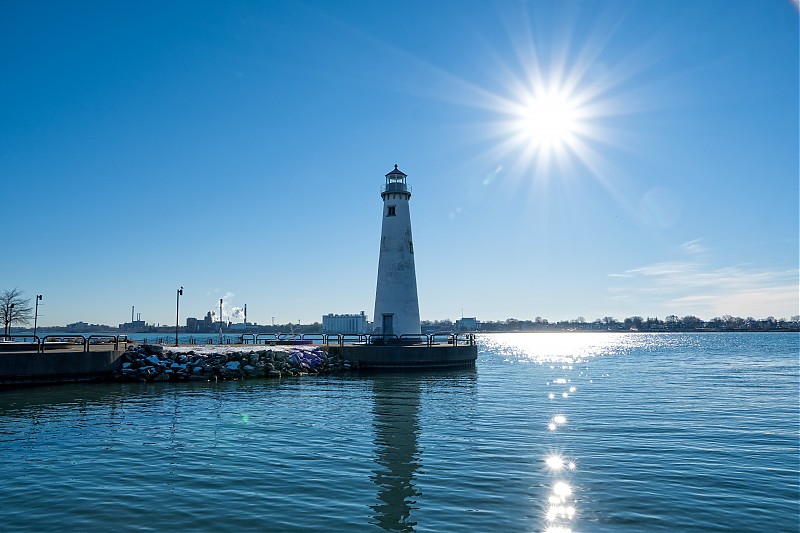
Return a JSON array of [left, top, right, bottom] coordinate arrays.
[[33, 295, 42, 339], [175, 287, 183, 346], [219, 298, 223, 345], [6, 303, 14, 337]]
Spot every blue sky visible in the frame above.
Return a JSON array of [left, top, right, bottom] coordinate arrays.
[[1, 0, 797, 326]]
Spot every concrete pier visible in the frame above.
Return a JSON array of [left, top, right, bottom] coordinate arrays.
[[0, 346, 125, 386], [329, 343, 477, 370], [0, 341, 477, 386]]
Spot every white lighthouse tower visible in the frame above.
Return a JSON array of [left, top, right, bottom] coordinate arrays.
[[373, 164, 421, 336]]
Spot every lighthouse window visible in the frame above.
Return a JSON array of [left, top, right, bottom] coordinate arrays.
[[387, 205, 396, 217]]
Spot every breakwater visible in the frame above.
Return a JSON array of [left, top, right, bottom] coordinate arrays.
[[0, 347, 123, 386], [114, 344, 357, 382], [1, 338, 477, 386]]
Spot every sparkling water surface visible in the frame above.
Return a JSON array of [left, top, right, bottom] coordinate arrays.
[[1, 333, 797, 532]]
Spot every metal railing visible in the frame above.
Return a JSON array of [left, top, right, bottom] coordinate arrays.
[[0, 334, 41, 349], [255, 333, 278, 344], [42, 335, 88, 352], [381, 183, 412, 194], [365, 333, 476, 347], [128, 332, 476, 348], [337, 334, 368, 345], [0, 334, 132, 353], [454, 333, 476, 346], [88, 334, 120, 351], [367, 334, 399, 345]]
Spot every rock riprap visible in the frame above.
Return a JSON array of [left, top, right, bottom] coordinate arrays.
[[113, 344, 357, 382]]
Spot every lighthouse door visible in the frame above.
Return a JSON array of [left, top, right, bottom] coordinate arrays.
[[382, 314, 394, 335]]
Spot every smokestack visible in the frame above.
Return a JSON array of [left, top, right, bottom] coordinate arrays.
[[132, 306, 134, 323], [245, 304, 247, 325]]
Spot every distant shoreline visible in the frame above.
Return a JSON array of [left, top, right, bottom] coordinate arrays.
[[10, 314, 798, 336], [7, 327, 799, 336]]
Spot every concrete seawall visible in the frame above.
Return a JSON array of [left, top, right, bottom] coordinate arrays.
[[0, 349, 125, 386], [0, 342, 477, 386], [329, 344, 477, 370]]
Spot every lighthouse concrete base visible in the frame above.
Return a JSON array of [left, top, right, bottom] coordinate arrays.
[[328, 344, 477, 371]]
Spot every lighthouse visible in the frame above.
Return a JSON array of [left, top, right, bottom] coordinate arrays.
[[373, 164, 421, 336], [335, 163, 475, 368]]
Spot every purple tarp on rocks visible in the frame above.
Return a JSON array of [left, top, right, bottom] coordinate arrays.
[[290, 347, 326, 369]]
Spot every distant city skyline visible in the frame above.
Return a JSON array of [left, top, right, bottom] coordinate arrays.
[[2, 1, 797, 326], [12, 313, 799, 335], [8, 295, 799, 331]]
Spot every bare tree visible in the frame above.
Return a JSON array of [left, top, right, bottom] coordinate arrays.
[[1, 288, 34, 336]]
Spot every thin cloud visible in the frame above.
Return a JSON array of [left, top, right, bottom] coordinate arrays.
[[624, 262, 699, 277], [609, 260, 798, 318], [680, 239, 705, 255]]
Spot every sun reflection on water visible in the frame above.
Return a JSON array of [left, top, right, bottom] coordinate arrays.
[[546, 454, 565, 470], [480, 333, 653, 532], [545, 480, 576, 526], [482, 332, 645, 364], [545, 454, 578, 472], [481, 334, 637, 533]]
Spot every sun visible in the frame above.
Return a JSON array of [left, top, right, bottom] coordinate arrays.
[[519, 90, 579, 148], [398, 2, 630, 189], [455, 5, 630, 186], [491, 80, 594, 180]]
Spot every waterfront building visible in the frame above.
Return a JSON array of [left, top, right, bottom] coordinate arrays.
[[455, 317, 479, 331], [323, 312, 368, 334], [67, 321, 113, 333], [373, 165, 421, 335], [184, 313, 216, 333], [118, 320, 146, 332]]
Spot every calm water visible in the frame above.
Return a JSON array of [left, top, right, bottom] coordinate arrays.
[[1, 333, 797, 532]]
